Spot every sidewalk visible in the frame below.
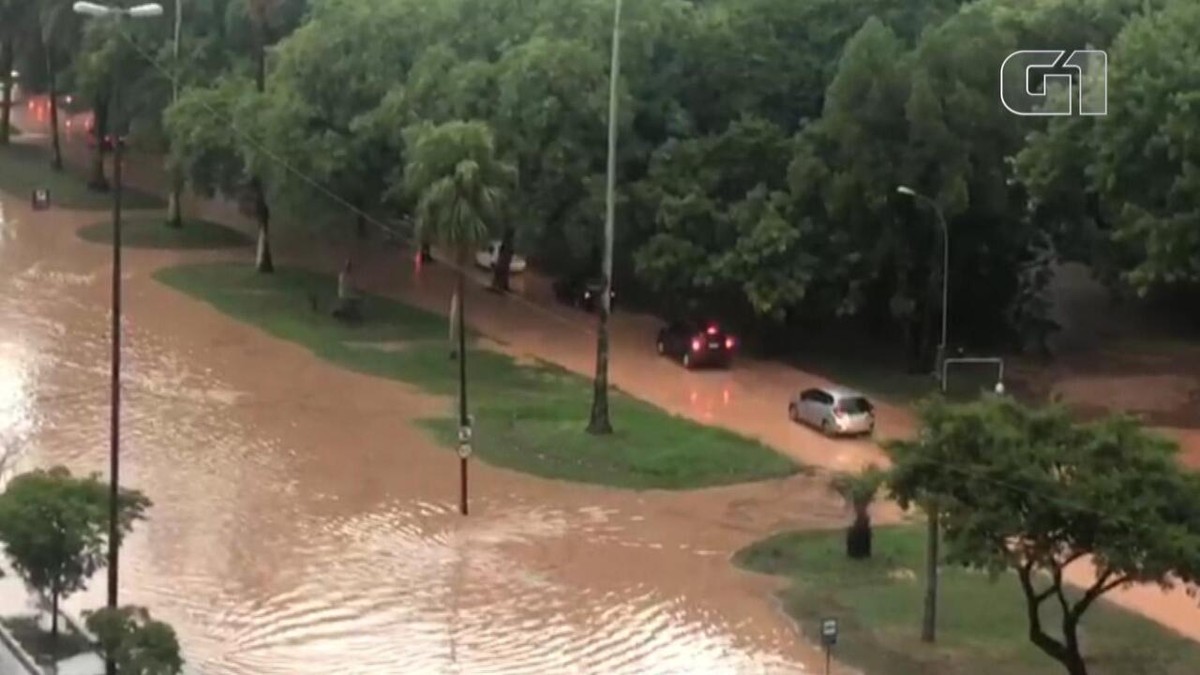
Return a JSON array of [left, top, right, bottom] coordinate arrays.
[[0, 560, 104, 675]]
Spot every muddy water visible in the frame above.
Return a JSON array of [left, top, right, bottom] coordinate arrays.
[[0, 190, 855, 673]]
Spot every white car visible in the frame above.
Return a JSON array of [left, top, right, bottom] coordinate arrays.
[[788, 386, 875, 437], [475, 240, 527, 273]]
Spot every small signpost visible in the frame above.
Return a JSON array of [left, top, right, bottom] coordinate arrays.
[[457, 420, 473, 515], [820, 617, 838, 674], [31, 188, 50, 211]]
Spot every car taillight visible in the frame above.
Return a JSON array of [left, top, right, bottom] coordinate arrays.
[[725, 336, 735, 349], [706, 325, 719, 335], [691, 338, 703, 352]]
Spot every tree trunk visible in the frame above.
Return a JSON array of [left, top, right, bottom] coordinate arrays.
[[46, 50, 63, 171], [587, 291, 613, 434], [491, 226, 515, 292], [252, 178, 274, 273], [88, 91, 110, 191], [921, 506, 940, 642], [1059, 609, 1090, 675], [166, 181, 183, 228], [250, 17, 273, 273], [0, 39, 13, 145], [50, 591, 60, 660]]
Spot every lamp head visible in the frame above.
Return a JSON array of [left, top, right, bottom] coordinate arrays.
[[896, 185, 917, 197], [128, 3, 165, 17], [994, 381, 1006, 396], [72, 1, 112, 16]]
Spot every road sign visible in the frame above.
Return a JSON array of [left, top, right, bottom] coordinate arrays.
[[820, 617, 838, 646], [457, 425, 472, 443], [31, 188, 50, 210], [457, 442, 472, 459]]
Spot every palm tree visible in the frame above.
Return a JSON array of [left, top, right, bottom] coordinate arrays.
[[35, 0, 79, 171], [829, 464, 887, 559], [403, 120, 514, 475]]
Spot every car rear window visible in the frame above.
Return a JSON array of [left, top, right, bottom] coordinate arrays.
[[838, 397, 873, 414]]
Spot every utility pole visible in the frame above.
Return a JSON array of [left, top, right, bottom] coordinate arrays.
[[71, 5, 165, 675]]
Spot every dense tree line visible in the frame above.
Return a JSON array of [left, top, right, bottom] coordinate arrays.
[[3, 0, 1197, 365]]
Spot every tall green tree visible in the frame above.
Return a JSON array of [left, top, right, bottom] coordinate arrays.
[[889, 397, 1200, 675], [1020, 0, 1200, 293], [0, 467, 151, 660], [0, 0, 32, 145]]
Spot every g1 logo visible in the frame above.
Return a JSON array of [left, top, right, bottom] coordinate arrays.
[[1000, 50, 1107, 117]]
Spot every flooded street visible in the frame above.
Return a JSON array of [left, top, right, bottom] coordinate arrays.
[[0, 188, 849, 673]]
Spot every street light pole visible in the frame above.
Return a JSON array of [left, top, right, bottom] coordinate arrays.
[[897, 186, 949, 377], [71, 5, 164, 675], [587, 0, 621, 435]]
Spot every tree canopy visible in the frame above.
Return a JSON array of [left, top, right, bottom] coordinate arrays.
[[889, 397, 1200, 675], [9, 0, 1191, 350]]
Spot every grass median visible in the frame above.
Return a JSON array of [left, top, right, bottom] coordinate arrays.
[[79, 216, 252, 249], [0, 142, 163, 210], [156, 262, 801, 489], [736, 525, 1200, 675]]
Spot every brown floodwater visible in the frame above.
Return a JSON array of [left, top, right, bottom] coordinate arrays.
[[0, 183, 861, 673]]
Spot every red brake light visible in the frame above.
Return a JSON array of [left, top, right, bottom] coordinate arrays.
[[691, 338, 703, 352], [706, 325, 719, 335], [725, 336, 735, 349]]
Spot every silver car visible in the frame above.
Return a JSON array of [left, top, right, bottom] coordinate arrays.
[[788, 386, 875, 436]]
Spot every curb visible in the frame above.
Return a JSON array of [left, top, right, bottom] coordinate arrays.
[[0, 617, 42, 675]]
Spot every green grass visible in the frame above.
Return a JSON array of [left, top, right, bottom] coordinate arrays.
[[0, 616, 94, 665], [78, 216, 252, 250], [736, 526, 1200, 675], [0, 142, 164, 210], [156, 262, 801, 489]]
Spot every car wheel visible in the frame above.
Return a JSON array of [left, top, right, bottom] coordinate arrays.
[[788, 403, 798, 422], [682, 352, 692, 369], [820, 418, 830, 435]]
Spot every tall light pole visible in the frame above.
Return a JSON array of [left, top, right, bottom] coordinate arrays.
[[587, 0, 621, 435], [71, 5, 163, 675], [896, 184, 949, 645], [897, 185, 949, 377]]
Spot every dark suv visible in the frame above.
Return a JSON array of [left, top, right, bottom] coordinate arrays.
[[553, 274, 615, 312], [656, 319, 737, 369]]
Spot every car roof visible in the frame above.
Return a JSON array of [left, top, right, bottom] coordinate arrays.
[[808, 385, 869, 400]]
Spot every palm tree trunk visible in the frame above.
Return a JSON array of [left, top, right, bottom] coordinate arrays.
[[46, 50, 63, 171], [0, 39, 13, 145], [88, 91, 110, 191]]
